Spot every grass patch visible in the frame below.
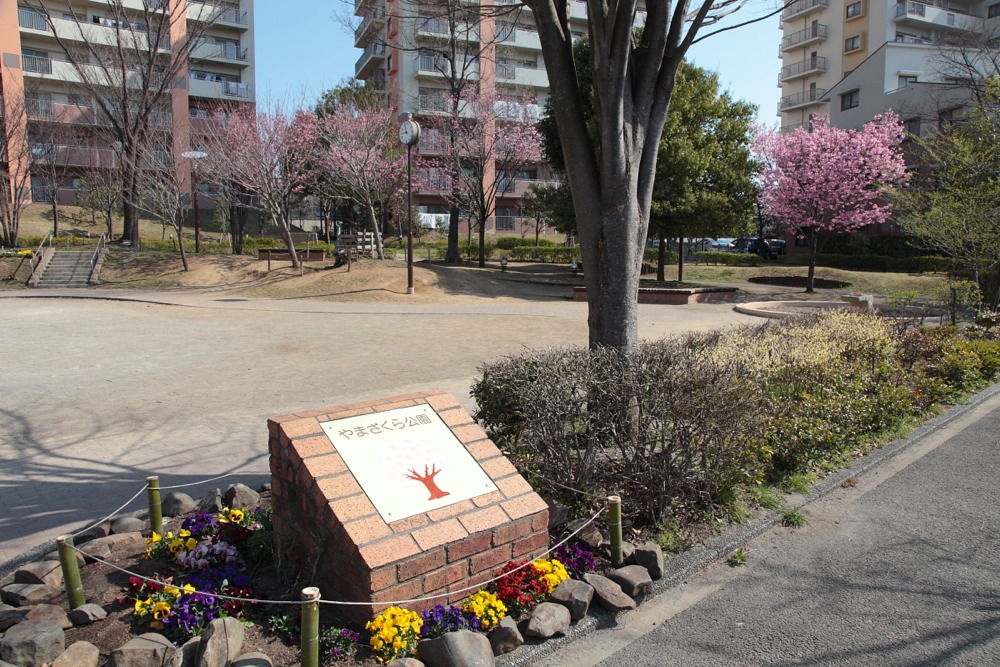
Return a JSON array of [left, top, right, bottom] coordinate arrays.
[[745, 485, 783, 510], [779, 473, 814, 495], [654, 518, 697, 554], [781, 508, 808, 528]]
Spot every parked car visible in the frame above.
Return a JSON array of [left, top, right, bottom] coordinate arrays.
[[733, 237, 784, 260], [710, 238, 735, 252]]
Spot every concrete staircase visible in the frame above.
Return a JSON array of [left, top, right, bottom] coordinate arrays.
[[34, 250, 94, 288]]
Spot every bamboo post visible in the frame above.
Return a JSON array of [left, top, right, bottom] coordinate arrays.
[[146, 476, 162, 535], [300, 587, 321, 667], [57, 535, 85, 609], [608, 495, 623, 568]]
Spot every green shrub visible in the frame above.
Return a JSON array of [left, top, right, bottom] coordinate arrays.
[[506, 246, 580, 263], [790, 253, 954, 273], [694, 251, 761, 266], [642, 248, 679, 265]]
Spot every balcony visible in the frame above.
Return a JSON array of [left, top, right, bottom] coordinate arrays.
[[188, 76, 251, 100], [416, 18, 479, 42], [894, 2, 981, 31], [18, 7, 50, 31], [22, 54, 53, 75], [495, 63, 548, 88], [192, 40, 249, 64], [354, 6, 386, 47], [781, 24, 828, 51], [187, 1, 249, 29], [780, 56, 827, 81], [782, 0, 829, 21], [32, 144, 120, 169], [779, 88, 826, 110], [371, 68, 387, 93], [355, 41, 386, 78]]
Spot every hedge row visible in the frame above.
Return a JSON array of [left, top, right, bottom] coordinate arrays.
[[472, 312, 1000, 528], [806, 254, 954, 273], [694, 251, 762, 266]]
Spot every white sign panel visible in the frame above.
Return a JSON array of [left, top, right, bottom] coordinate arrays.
[[320, 405, 498, 523]]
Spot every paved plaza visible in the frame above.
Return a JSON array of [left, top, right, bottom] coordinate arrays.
[[0, 289, 762, 567]]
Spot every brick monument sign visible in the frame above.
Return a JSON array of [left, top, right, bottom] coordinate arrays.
[[267, 391, 549, 624]]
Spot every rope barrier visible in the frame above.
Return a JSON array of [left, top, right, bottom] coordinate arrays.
[[532, 473, 606, 500], [158, 466, 270, 490], [70, 485, 149, 539], [67, 506, 607, 608]]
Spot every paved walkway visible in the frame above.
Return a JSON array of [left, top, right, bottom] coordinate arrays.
[[0, 287, 772, 568]]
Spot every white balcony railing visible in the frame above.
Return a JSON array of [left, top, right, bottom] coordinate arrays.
[[22, 54, 53, 74], [18, 7, 50, 31], [781, 24, 828, 50]]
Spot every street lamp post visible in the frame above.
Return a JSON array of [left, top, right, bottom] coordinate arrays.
[[398, 113, 421, 295], [181, 150, 207, 253]]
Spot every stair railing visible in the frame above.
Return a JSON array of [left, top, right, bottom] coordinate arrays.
[[27, 233, 53, 282], [90, 233, 107, 271]]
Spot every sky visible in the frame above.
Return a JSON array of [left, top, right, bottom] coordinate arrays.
[[253, 1, 783, 126]]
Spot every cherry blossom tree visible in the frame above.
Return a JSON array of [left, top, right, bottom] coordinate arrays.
[[754, 114, 909, 292], [211, 103, 317, 269], [422, 92, 543, 267], [314, 105, 405, 260]]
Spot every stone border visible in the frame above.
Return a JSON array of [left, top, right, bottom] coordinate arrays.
[[573, 286, 739, 304]]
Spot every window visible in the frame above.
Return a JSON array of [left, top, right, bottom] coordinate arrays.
[[31, 176, 54, 203], [841, 89, 860, 110], [989, 3, 1000, 17], [898, 75, 918, 89], [845, 35, 861, 52], [496, 23, 515, 42], [846, 1, 862, 18], [938, 107, 960, 128], [904, 117, 921, 136], [67, 94, 89, 107], [495, 206, 518, 232]]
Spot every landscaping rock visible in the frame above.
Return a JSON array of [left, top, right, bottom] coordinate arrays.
[[387, 659, 424, 667], [565, 518, 603, 549], [167, 636, 200, 667], [25, 603, 72, 629], [606, 564, 653, 598], [79, 532, 145, 563], [233, 652, 274, 667], [634, 542, 665, 580], [526, 602, 571, 638], [68, 603, 108, 626], [74, 523, 111, 544], [0, 660, 14, 667], [550, 579, 594, 620], [196, 489, 225, 514], [0, 619, 65, 666], [602, 541, 636, 564], [51, 640, 100, 667], [196, 616, 245, 667], [582, 573, 636, 613], [417, 630, 494, 667], [0, 606, 28, 631], [43, 549, 84, 567], [488, 615, 523, 656], [14, 561, 64, 587], [110, 516, 148, 534], [163, 492, 198, 517], [1, 583, 63, 607], [546, 501, 570, 529], [107, 633, 177, 667], [224, 483, 260, 510]]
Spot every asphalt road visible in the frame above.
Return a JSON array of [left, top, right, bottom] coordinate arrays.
[[539, 392, 1000, 667], [0, 291, 759, 567]]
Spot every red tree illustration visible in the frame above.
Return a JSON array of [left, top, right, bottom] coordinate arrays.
[[404, 464, 451, 501]]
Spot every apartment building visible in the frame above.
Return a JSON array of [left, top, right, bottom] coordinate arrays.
[[353, 0, 585, 235], [778, 0, 996, 132], [0, 0, 255, 208]]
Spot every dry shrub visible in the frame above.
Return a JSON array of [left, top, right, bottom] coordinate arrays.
[[472, 337, 770, 527]]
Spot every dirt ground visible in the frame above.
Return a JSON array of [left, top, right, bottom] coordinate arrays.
[[96, 251, 575, 303]]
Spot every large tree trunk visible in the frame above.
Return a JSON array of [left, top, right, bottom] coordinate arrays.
[[446, 205, 462, 263], [656, 235, 666, 282], [807, 229, 818, 293], [579, 192, 643, 352], [677, 236, 685, 283], [277, 214, 300, 269], [366, 203, 385, 259], [478, 218, 486, 268]]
